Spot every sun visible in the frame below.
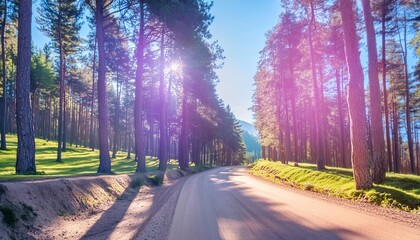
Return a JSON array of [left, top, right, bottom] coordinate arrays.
[[170, 62, 182, 74]]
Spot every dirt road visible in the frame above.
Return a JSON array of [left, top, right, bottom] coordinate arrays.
[[168, 166, 420, 240], [15, 167, 418, 239]]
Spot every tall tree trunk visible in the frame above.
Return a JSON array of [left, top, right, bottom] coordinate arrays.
[[90, 35, 96, 151], [16, 0, 36, 174], [112, 71, 120, 159], [309, 108, 317, 163], [191, 132, 199, 165], [179, 90, 189, 170], [275, 65, 284, 163], [70, 97, 74, 146], [416, 130, 419, 175], [277, 109, 285, 163], [335, 69, 347, 168], [62, 70, 67, 151], [81, 101, 86, 147], [400, 13, 415, 174], [302, 100, 308, 162], [339, 0, 372, 190], [134, 0, 146, 172], [148, 111, 154, 157], [392, 98, 400, 173], [126, 108, 132, 159], [381, 7, 392, 172], [289, 62, 299, 164], [31, 90, 38, 137], [362, 0, 386, 182], [47, 96, 51, 140], [261, 145, 266, 159], [56, 8, 64, 162], [178, 55, 189, 169], [319, 68, 330, 166], [308, 0, 325, 170], [53, 99, 57, 140], [75, 99, 79, 147], [167, 70, 173, 160], [0, 0, 7, 150], [158, 28, 168, 171], [127, 132, 132, 159], [96, 0, 111, 173], [284, 98, 293, 163]]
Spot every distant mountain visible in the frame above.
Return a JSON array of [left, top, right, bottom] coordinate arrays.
[[238, 120, 258, 138], [238, 120, 261, 160]]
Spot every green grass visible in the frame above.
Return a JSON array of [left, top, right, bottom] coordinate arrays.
[[250, 160, 420, 213], [0, 134, 179, 181]]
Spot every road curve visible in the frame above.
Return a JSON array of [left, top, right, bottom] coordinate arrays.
[[168, 166, 420, 240]]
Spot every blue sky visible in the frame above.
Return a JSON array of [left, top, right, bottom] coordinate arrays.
[[209, 0, 282, 123]]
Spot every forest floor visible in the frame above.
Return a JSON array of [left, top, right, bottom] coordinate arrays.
[[0, 134, 178, 181], [250, 160, 420, 213]]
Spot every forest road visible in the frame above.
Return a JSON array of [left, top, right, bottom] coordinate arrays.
[[167, 166, 420, 240]]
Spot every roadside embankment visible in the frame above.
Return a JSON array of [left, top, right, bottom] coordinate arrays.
[[0, 167, 210, 239]]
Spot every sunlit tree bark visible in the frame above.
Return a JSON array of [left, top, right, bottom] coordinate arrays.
[[339, 0, 372, 189]]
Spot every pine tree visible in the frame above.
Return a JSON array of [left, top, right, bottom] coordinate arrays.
[[134, 0, 146, 172], [361, 0, 386, 182], [94, 0, 112, 173], [158, 26, 169, 171], [372, 0, 398, 172], [37, 0, 82, 162], [0, 0, 7, 150]]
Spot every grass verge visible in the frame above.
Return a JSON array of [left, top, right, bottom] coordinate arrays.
[[0, 134, 179, 181], [250, 160, 420, 213]]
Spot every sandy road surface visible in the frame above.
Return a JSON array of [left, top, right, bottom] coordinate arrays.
[[168, 166, 420, 240]]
